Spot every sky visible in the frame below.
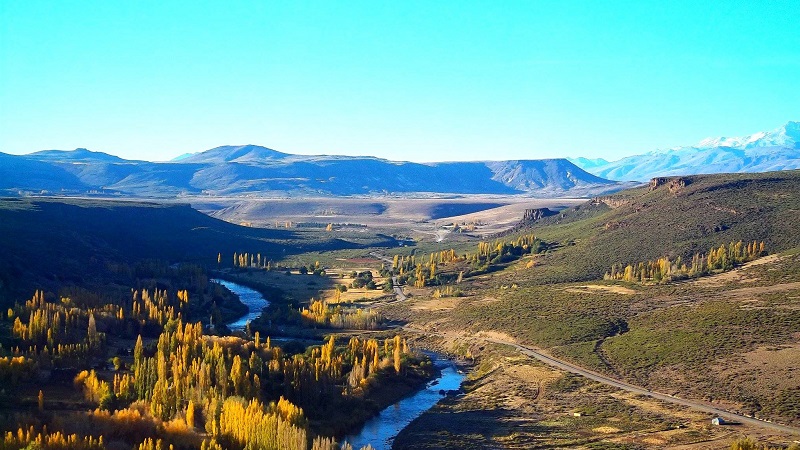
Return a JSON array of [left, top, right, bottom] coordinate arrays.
[[1, 1, 799, 163]]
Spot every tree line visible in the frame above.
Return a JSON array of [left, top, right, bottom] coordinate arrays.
[[604, 240, 766, 284], [389, 233, 543, 288]]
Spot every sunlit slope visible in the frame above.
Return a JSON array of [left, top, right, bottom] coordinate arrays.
[[524, 170, 800, 283]]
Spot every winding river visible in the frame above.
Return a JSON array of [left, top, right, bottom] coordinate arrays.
[[212, 278, 269, 331], [343, 355, 465, 450], [216, 278, 466, 450]]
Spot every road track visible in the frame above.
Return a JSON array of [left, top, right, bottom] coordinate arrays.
[[370, 254, 800, 436], [400, 328, 800, 436]]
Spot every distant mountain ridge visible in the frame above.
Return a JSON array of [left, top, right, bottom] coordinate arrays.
[[694, 120, 799, 149], [9, 120, 796, 196], [180, 145, 291, 163], [570, 121, 800, 181], [0, 146, 624, 198]]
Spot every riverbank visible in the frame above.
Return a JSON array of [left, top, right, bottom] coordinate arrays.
[[344, 354, 464, 450], [312, 356, 437, 439], [212, 273, 453, 446]]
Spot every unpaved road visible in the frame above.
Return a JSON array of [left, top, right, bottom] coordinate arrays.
[[368, 252, 408, 302], [402, 325, 800, 436], [374, 250, 800, 436], [391, 276, 407, 301]]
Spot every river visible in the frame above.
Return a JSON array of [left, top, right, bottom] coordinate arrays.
[[216, 278, 466, 450], [212, 278, 269, 331], [343, 355, 465, 450]]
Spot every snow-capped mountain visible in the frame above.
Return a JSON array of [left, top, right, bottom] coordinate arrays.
[[571, 121, 800, 181], [695, 121, 799, 149]]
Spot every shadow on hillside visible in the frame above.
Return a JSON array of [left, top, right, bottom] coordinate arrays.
[[392, 405, 558, 449]]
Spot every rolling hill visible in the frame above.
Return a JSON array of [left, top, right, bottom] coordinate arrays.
[[0, 197, 398, 305], [523, 169, 800, 284]]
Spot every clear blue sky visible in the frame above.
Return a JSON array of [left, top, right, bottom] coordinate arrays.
[[1, 1, 798, 162]]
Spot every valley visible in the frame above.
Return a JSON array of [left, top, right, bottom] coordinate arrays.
[[2, 170, 800, 449], [5, 2, 799, 448]]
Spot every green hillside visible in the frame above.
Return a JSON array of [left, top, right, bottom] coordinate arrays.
[[378, 170, 800, 439], [524, 170, 800, 284]]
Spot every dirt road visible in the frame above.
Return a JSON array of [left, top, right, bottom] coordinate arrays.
[[371, 249, 800, 436], [402, 326, 800, 436], [369, 251, 408, 301]]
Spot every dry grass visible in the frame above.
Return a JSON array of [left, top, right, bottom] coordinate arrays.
[[326, 287, 389, 303], [410, 296, 462, 312], [475, 330, 520, 344], [714, 344, 800, 398], [691, 254, 781, 287], [593, 426, 622, 434], [565, 284, 638, 295]]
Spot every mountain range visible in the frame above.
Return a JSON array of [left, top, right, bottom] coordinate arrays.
[[569, 121, 800, 181], [3, 121, 798, 198], [0, 146, 623, 198]]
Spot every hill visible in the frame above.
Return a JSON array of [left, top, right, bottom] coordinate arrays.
[[524, 170, 800, 283], [378, 169, 800, 445], [0, 197, 397, 305], [0, 146, 625, 197], [571, 121, 800, 181]]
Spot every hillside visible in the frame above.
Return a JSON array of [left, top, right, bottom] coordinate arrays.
[[0, 198, 396, 305], [377, 169, 800, 445], [524, 170, 800, 283], [0, 146, 624, 197]]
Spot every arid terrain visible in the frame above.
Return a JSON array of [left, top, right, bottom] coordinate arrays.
[[381, 255, 800, 449], [190, 196, 587, 240], [2, 172, 800, 450]]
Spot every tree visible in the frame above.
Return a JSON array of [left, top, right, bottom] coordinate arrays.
[[88, 313, 98, 342], [134, 335, 143, 370], [186, 399, 195, 429], [393, 335, 402, 374]]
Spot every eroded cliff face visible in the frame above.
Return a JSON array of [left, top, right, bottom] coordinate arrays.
[[592, 196, 630, 209], [521, 208, 558, 223], [649, 176, 692, 193]]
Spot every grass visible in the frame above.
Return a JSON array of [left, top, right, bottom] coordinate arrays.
[[383, 171, 800, 435], [428, 250, 800, 425], [516, 171, 800, 284], [5, 170, 800, 447]]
